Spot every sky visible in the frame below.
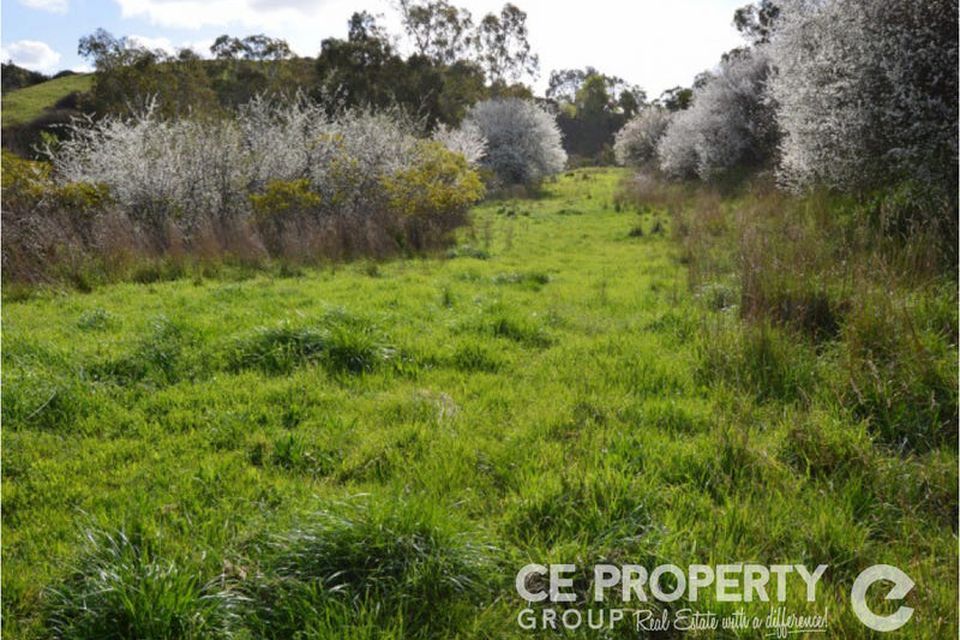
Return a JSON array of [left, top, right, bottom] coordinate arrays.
[[0, 0, 748, 97]]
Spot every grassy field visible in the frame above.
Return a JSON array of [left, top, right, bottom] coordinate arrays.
[[2, 168, 956, 638], [1, 74, 92, 128]]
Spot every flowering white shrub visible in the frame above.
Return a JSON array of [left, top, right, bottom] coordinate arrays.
[[54, 102, 249, 239], [656, 110, 701, 179], [53, 99, 422, 242], [614, 108, 671, 167], [463, 98, 566, 186], [432, 122, 487, 166], [237, 96, 337, 188], [769, 0, 958, 191], [657, 49, 776, 181]]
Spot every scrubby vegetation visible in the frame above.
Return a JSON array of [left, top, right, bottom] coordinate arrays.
[[2, 97, 500, 283], [1, 63, 52, 95], [769, 0, 957, 194]]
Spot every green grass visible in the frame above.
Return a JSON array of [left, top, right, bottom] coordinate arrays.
[[1, 74, 92, 128], [2, 168, 956, 638]]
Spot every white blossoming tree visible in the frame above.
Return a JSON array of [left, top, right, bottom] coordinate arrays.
[[768, 0, 958, 192], [53, 99, 422, 243], [432, 121, 487, 166], [463, 98, 567, 186], [656, 48, 776, 181], [613, 108, 671, 167]]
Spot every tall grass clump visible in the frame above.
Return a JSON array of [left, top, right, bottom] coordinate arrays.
[[227, 311, 395, 375], [91, 315, 193, 386], [696, 318, 818, 404], [2, 363, 92, 432], [832, 288, 957, 451], [44, 529, 242, 639], [246, 498, 494, 637]]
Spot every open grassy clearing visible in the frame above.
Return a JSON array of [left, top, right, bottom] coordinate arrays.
[[1, 74, 92, 128], [2, 168, 956, 638]]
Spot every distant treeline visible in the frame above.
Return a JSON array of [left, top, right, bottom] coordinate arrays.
[[3, 1, 695, 163]]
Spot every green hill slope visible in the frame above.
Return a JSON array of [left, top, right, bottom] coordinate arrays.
[[1, 74, 92, 128]]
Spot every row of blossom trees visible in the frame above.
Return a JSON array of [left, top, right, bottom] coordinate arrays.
[[615, 0, 957, 195], [3, 94, 567, 281]]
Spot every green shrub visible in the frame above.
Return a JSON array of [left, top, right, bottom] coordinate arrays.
[[1, 150, 51, 208], [249, 178, 323, 256], [54, 180, 111, 211]]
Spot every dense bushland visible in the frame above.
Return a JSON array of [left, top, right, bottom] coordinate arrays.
[[1, 2, 544, 160], [769, 0, 957, 195], [1, 98, 497, 284], [619, 0, 957, 209], [1, 63, 50, 94], [548, 68, 647, 164]]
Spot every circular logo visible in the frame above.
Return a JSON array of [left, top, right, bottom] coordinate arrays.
[[850, 564, 914, 632]]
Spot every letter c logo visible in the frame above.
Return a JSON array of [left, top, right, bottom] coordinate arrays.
[[851, 564, 914, 632]]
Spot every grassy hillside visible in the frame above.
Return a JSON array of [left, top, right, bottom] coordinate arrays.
[[1, 74, 92, 128], [2, 169, 956, 638]]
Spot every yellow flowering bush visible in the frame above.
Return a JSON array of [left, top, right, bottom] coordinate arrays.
[[249, 178, 323, 255], [249, 179, 322, 220], [381, 142, 485, 220], [2, 151, 52, 209]]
